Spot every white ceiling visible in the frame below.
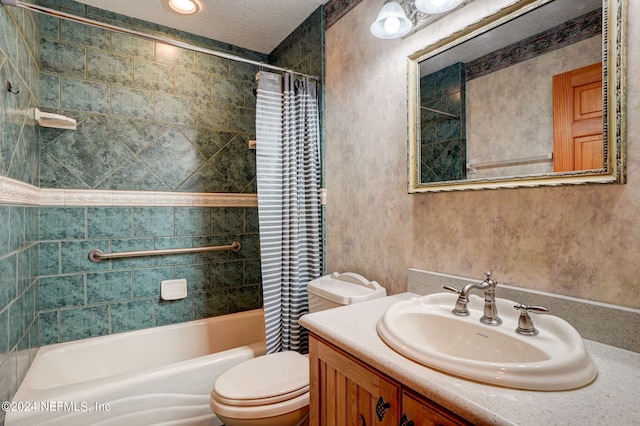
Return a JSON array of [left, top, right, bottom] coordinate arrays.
[[74, 0, 328, 54]]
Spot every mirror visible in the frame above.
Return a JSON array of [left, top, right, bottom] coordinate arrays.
[[408, 0, 626, 192]]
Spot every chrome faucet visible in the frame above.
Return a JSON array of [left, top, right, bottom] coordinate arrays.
[[444, 271, 502, 326]]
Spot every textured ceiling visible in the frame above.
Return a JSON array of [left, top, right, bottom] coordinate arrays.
[[74, 0, 328, 54]]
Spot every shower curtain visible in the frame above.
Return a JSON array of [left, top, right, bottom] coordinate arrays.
[[255, 71, 322, 354]]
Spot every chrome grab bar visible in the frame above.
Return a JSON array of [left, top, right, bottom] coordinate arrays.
[[88, 241, 241, 263]]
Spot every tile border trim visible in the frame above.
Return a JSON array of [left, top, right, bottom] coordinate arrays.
[[0, 176, 258, 207]]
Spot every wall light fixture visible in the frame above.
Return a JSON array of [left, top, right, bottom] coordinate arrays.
[[371, 0, 466, 39]]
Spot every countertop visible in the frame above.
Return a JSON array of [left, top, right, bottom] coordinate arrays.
[[298, 293, 640, 426]]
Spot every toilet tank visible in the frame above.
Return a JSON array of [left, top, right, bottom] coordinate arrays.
[[307, 272, 387, 312]]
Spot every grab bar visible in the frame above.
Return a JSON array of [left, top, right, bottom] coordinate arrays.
[[467, 153, 552, 172], [88, 241, 241, 263]]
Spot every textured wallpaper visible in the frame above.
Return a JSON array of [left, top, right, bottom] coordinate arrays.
[[325, 0, 640, 309]]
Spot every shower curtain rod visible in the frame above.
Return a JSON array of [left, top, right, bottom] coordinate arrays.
[[0, 0, 319, 81]]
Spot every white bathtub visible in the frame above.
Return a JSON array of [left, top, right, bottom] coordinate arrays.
[[6, 309, 266, 426]]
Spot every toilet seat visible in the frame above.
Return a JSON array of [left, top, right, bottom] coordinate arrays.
[[211, 351, 310, 418], [211, 390, 309, 420]]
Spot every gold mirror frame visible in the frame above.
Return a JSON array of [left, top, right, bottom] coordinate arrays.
[[408, 0, 626, 192]]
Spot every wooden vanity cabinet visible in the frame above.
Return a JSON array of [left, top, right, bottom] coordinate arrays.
[[401, 389, 472, 426], [309, 334, 472, 426]]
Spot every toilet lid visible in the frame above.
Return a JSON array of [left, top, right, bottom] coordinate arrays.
[[213, 351, 309, 406]]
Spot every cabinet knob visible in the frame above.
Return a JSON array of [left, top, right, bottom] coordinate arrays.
[[359, 414, 366, 426], [376, 396, 391, 421], [399, 413, 415, 426]]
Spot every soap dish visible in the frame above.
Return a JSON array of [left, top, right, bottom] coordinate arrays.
[[160, 279, 187, 300]]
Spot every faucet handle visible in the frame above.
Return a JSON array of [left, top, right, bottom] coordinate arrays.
[[514, 304, 549, 336], [483, 271, 497, 287], [443, 285, 461, 295]]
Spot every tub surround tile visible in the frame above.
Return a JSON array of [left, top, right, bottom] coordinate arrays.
[[133, 267, 173, 298], [155, 43, 194, 68], [133, 59, 175, 93], [35, 204, 261, 345], [38, 311, 59, 346], [195, 52, 230, 76], [40, 39, 86, 77], [212, 261, 245, 288], [39, 242, 60, 276], [88, 50, 133, 86], [60, 305, 109, 342], [176, 68, 213, 100], [60, 78, 111, 113], [98, 159, 171, 192], [39, 151, 91, 190], [101, 116, 168, 153], [39, 275, 85, 310], [137, 128, 206, 189], [0, 255, 17, 310], [87, 270, 133, 304], [60, 19, 110, 50], [155, 297, 192, 326], [194, 289, 229, 318], [40, 207, 85, 240], [175, 264, 212, 292], [155, 93, 193, 125], [110, 300, 154, 333], [192, 99, 229, 129], [110, 85, 155, 119], [61, 239, 110, 274], [87, 207, 132, 238], [111, 32, 155, 60], [228, 284, 261, 312], [133, 207, 174, 237], [0, 308, 9, 354], [175, 207, 212, 236]]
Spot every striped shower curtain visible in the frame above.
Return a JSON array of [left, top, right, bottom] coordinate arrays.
[[255, 71, 322, 354]]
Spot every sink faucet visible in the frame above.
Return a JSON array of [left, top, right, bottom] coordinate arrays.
[[444, 271, 503, 326]]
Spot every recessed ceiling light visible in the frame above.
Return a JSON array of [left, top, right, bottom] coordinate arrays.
[[165, 0, 200, 15]]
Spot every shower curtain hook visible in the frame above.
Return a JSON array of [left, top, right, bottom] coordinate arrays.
[[6, 81, 19, 94]]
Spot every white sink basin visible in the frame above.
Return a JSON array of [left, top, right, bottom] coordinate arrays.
[[377, 293, 597, 391]]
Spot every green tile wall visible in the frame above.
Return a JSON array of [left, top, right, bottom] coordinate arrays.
[[38, 206, 261, 344], [34, 0, 267, 347], [0, 2, 40, 422], [37, 0, 266, 193]]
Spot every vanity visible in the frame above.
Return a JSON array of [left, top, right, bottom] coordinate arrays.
[[299, 288, 640, 425]]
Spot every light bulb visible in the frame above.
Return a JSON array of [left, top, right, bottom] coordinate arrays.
[[384, 16, 401, 34], [168, 0, 198, 14]]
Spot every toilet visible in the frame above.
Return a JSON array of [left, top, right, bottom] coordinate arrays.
[[210, 272, 387, 426]]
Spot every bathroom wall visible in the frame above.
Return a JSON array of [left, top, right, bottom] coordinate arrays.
[[0, 0, 41, 420], [325, 0, 640, 309]]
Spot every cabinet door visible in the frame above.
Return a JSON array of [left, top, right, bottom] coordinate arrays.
[[401, 390, 472, 426], [309, 335, 400, 426]]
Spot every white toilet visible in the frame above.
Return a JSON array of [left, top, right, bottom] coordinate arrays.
[[210, 272, 386, 426]]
